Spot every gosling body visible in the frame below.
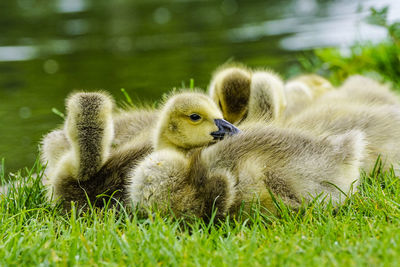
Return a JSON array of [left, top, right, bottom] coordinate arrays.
[[43, 92, 154, 210], [127, 94, 365, 219], [284, 76, 400, 172], [44, 75, 400, 218], [283, 74, 334, 119], [43, 90, 226, 210], [210, 67, 400, 172], [208, 64, 334, 125], [41, 107, 158, 175]]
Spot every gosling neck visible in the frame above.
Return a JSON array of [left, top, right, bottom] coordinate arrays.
[[154, 125, 193, 156]]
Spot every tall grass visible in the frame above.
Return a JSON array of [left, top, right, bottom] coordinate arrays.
[[0, 157, 399, 265]]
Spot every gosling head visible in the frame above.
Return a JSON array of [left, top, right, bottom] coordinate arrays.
[[154, 92, 240, 151], [285, 74, 334, 100], [208, 66, 252, 124]]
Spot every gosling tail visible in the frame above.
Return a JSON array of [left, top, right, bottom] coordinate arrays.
[[65, 92, 114, 181]]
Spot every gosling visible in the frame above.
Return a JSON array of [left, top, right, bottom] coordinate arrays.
[[208, 64, 334, 124], [283, 74, 334, 119], [44, 90, 237, 210], [128, 93, 365, 219], [283, 75, 400, 173], [211, 69, 400, 173], [44, 92, 154, 210], [41, 95, 158, 183], [48, 90, 359, 218]]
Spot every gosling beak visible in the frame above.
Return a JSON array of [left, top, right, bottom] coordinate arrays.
[[210, 119, 241, 140]]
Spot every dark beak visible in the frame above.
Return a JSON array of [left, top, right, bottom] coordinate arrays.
[[210, 119, 241, 140]]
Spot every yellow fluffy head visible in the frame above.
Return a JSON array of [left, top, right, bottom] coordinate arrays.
[[287, 74, 334, 98], [155, 92, 240, 151]]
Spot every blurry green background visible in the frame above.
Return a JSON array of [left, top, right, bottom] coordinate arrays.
[[0, 0, 399, 173]]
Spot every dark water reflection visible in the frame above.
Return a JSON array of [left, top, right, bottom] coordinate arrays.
[[0, 0, 399, 173]]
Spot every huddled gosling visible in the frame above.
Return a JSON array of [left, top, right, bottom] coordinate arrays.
[[283, 74, 334, 118], [43, 73, 400, 219], [43, 92, 154, 210], [41, 97, 158, 180], [210, 64, 400, 173], [46, 90, 363, 218], [283, 75, 400, 173], [128, 93, 365, 219], [44, 90, 238, 211], [208, 64, 336, 124]]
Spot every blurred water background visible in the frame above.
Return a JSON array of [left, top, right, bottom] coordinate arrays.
[[1, 0, 400, 173]]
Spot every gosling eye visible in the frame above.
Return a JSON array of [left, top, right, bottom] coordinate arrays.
[[189, 113, 202, 122]]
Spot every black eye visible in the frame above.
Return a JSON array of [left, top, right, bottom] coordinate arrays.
[[218, 100, 223, 111], [189, 113, 202, 121]]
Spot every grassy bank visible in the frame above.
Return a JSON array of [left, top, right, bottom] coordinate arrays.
[[1, 7, 400, 267], [1, 159, 400, 266]]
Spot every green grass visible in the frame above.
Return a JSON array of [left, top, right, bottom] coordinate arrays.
[[1, 158, 399, 266]]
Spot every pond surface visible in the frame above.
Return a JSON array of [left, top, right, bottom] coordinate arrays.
[[1, 0, 399, 173]]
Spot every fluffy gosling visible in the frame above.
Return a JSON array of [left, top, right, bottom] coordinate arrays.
[[44, 91, 238, 211], [208, 64, 334, 125], [284, 75, 400, 173], [283, 74, 334, 119], [44, 92, 153, 210], [128, 93, 365, 219], [41, 97, 158, 179]]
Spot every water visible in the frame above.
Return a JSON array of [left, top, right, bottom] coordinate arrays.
[[1, 0, 399, 173]]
